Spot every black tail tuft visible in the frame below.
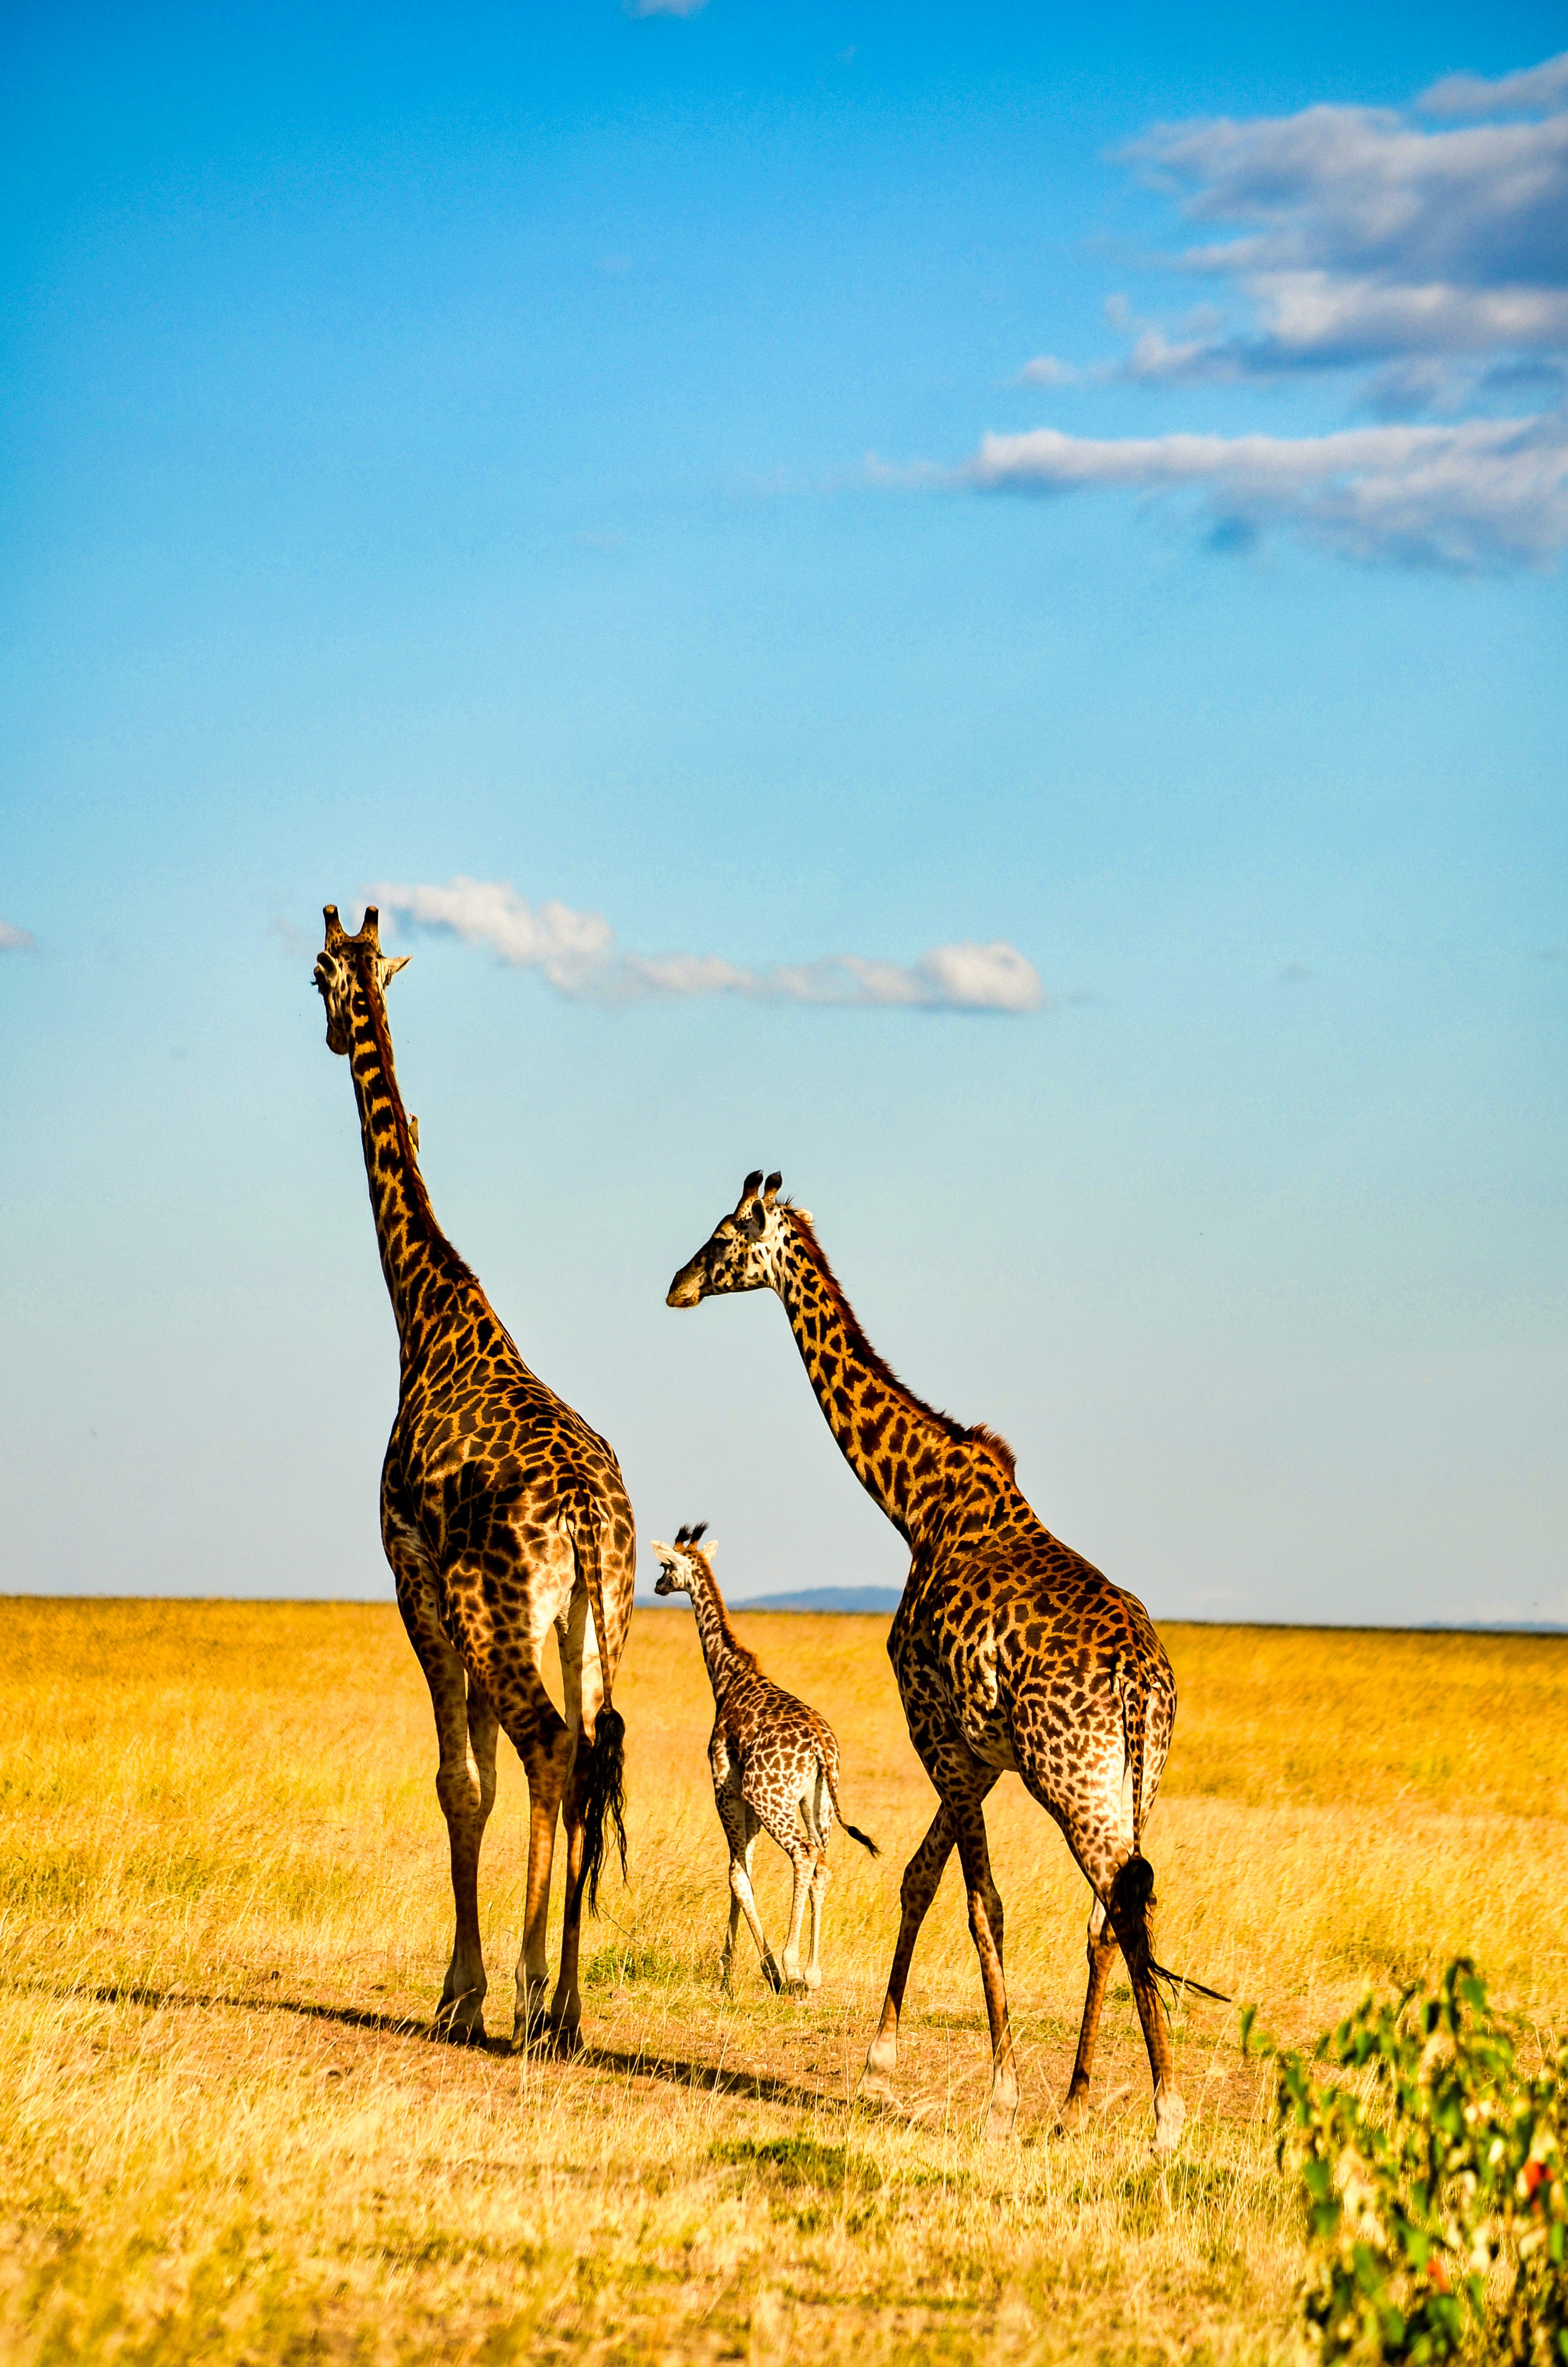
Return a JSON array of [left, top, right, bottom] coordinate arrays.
[[1109, 1853, 1230, 2007], [580, 1703, 628, 1914], [842, 1823, 881, 1858]]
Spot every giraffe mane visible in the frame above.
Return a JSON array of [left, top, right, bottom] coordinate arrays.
[[352, 946, 479, 1291], [783, 1207, 1018, 1480], [685, 1540, 762, 1676]]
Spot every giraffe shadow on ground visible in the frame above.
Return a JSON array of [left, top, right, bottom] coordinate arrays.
[[74, 1983, 509, 2052], [580, 2044, 839, 2112], [69, 1985, 837, 2096]]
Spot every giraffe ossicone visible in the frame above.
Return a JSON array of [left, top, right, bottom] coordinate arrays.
[[668, 1169, 1223, 2151], [651, 1526, 878, 1996], [314, 902, 636, 2054]]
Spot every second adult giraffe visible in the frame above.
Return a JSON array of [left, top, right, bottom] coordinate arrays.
[[668, 1172, 1216, 2150], [314, 905, 635, 2050]]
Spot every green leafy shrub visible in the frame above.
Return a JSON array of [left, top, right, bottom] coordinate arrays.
[[1243, 1960, 1566, 2363]]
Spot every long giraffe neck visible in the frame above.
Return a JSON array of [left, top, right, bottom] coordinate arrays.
[[684, 1552, 759, 1703], [344, 952, 480, 1370], [774, 1212, 1015, 1548]]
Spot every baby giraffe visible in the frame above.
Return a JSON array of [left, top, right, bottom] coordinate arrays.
[[652, 1526, 879, 1993]]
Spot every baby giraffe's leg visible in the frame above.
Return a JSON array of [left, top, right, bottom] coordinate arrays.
[[802, 1765, 831, 1990], [749, 1788, 813, 1994], [720, 1793, 781, 1989]]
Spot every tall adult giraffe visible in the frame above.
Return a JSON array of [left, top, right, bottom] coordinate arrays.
[[668, 1172, 1216, 2149], [313, 904, 634, 2050]]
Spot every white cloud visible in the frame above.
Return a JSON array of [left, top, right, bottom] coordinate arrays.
[[0, 918, 36, 952], [1421, 51, 1568, 120], [628, 0, 710, 15], [963, 411, 1568, 570], [1106, 66, 1568, 391], [965, 57, 1568, 567], [368, 879, 1045, 1014], [1016, 354, 1080, 386]]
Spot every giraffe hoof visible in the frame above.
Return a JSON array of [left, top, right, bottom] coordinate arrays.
[[784, 1973, 810, 1997], [982, 2097, 1019, 2144], [855, 2071, 902, 2114], [433, 2001, 487, 2046], [761, 1955, 786, 1994], [547, 2019, 584, 2058], [1055, 2091, 1091, 2135], [1152, 2087, 1186, 2155]]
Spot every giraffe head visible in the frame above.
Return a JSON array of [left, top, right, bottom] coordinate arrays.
[[313, 905, 410, 1054], [666, 1172, 811, 1308], [651, 1522, 714, 1597]]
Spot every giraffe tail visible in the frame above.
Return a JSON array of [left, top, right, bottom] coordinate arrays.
[[574, 1513, 628, 1914], [1114, 1660, 1230, 2009], [819, 1752, 880, 1857]]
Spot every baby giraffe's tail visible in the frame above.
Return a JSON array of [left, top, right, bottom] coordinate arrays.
[[821, 1752, 880, 1857]]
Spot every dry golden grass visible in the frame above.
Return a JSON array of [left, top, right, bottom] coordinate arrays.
[[2, 1599, 1564, 2364]]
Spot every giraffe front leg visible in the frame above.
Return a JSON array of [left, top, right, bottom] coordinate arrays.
[[858, 1802, 956, 2108]]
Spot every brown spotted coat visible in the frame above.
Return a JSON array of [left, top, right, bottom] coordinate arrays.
[[668, 1171, 1188, 2148], [651, 1524, 879, 1994], [314, 905, 634, 2049]]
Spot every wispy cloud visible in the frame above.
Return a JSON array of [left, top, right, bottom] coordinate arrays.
[[627, 0, 710, 16], [880, 55, 1568, 570], [0, 918, 36, 952], [956, 411, 1568, 570], [1110, 56, 1568, 395], [368, 878, 1045, 1014], [1420, 51, 1568, 120]]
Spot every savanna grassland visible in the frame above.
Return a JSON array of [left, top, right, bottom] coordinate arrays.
[[2, 1600, 1565, 2367]]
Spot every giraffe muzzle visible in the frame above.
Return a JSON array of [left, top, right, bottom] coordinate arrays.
[[665, 1259, 707, 1309]]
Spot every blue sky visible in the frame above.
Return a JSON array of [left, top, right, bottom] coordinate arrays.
[[2, 1, 1563, 1624]]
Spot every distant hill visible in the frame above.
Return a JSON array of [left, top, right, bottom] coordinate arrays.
[[637, 1587, 901, 1615]]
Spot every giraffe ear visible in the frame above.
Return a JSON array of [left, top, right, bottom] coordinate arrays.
[[379, 955, 411, 987]]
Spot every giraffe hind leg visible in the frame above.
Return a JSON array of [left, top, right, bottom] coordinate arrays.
[[1059, 1896, 1119, 2131], [799, 1763, 832, 1990], [859, 1798, 959, 2107], [547, 1576, 606, 2048], [950, 1783, 1019, 2141], [748, 1787, 814, 1994], [727, 1803, 783, 1991], [392, 1547, 495, 2045], [1061, 1813, 1185, 2154]]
